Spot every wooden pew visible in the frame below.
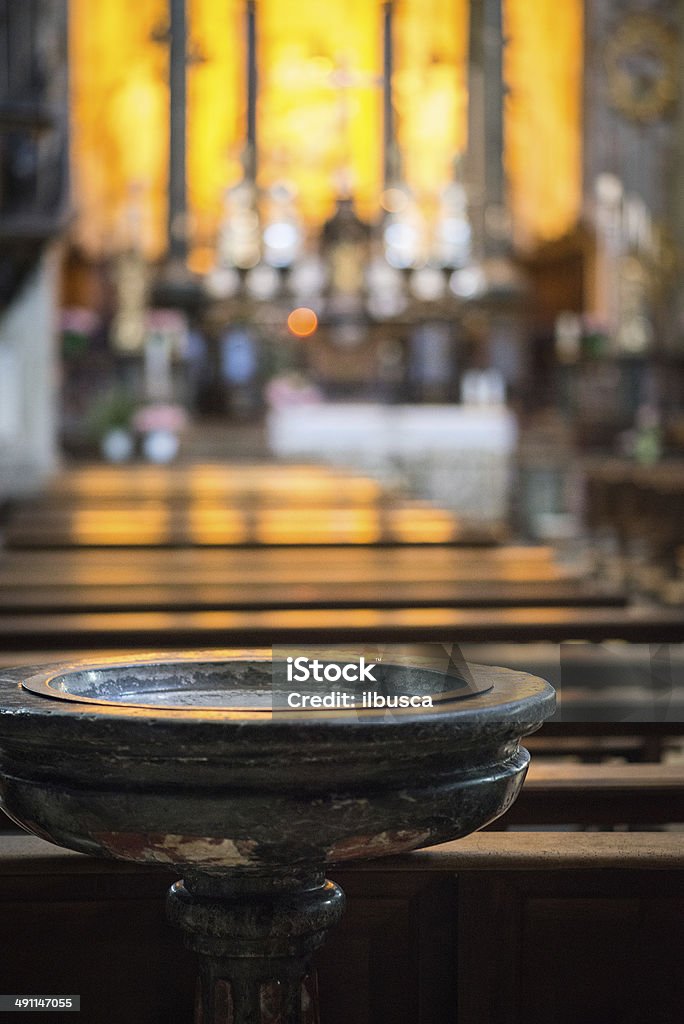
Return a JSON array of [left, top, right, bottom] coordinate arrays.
[[0, 542, 625, 612], [3, 462, 502, 547], [9, 467, 502, 548], [490, 761, 684, 826], [37, 463, 390, 502], [0, 579, 626, 612], [1, 543, 646, 647], [0, 602, 681, 647], [462, 641, 684, 728], [1, 465, 679, 738], [1, 832, 681, 1024], [0, 531, 629, 607], [4, 502, 500, 547], [0, 543, 568, 585], [525, 726, 673, 763]]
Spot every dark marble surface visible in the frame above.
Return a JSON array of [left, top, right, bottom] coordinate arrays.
[[0, 651, 554, 1023], [0, 652, 554, 875]]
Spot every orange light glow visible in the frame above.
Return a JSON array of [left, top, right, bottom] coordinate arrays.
[[287, 307, 318, 337]]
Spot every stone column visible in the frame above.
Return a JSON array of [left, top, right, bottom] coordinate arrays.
[[466, 0, 506, 260], [245, 1, 258, 181], [168, 0, 188, 261], [382, 2, 397, 185], [167, 872, 345, 1024]]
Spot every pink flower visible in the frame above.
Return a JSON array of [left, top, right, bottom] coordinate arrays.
[[132, 404, 188, 434]]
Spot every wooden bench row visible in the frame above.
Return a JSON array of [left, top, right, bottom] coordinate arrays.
[[1, 832, 681, 1024], [0, 579, 626, 612], [0, 602, 681, 646], [4, 504, 499, 547], [0, 545, 670, 650], [34, 462, 390, 501], [3, 463, 503, 546], [0, 543, 624, 611], [0, 543, 565, 582], [488, 761, 684, 825]]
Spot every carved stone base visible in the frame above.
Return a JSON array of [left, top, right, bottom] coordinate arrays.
[[167, 871, 345, 1024]]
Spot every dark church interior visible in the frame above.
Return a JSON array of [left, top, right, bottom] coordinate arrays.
[[0, 2, 683, 1021]]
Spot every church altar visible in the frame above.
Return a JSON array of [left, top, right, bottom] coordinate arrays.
[[267, 404, 517, 522]]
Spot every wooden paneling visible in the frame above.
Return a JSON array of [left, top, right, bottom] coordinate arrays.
[[0, 834, 682, 1024], [457, 871, 684, 1024]]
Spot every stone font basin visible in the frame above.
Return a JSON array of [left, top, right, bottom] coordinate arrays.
[[0, 650, 554, 1023]]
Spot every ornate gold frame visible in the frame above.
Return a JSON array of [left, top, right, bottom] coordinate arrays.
[[605, 14, 678, 123]]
